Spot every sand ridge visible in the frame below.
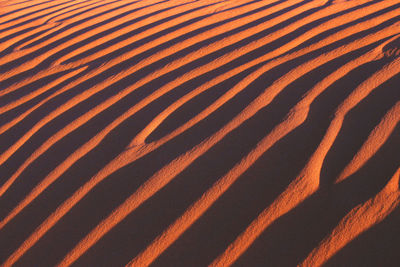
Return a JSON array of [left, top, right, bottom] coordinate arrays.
[[0, 0, 399, 266]]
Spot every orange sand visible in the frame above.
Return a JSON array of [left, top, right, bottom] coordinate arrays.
[[0, 0, 399, 266]]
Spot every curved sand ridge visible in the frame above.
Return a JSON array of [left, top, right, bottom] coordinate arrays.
[[0, 0, 399, 266]]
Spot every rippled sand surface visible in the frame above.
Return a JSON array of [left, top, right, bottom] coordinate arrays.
[[0, 0, 399, 266]]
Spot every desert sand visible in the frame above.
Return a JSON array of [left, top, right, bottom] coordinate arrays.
[[0, 0, 399, 266]]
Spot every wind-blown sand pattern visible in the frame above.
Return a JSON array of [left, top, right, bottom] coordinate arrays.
[[0, 0, 399, 266]]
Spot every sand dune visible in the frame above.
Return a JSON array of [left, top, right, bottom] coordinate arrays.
[[0, 0, 399, 266]]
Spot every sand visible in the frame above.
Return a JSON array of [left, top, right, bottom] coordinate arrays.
[[0, 0, 399, 266]]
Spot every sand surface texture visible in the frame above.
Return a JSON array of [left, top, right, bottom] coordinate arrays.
[[0, 0, 400, 266]]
